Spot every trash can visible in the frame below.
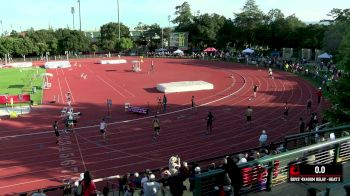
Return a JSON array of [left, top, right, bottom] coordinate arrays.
[[32, 86, 37, 93]]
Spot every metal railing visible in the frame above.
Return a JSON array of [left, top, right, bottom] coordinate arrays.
[[193, 135, 350, 196]]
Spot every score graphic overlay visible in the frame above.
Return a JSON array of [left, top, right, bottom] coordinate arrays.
[[289, 164, 342, 182]]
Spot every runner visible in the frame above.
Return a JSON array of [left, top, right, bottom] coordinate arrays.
[[66, 92, 72, 106], [206, 112, 214, 134], [306, 97, 312, 114], [246, 106, 253, 122], [253, 84, 258, 98], [153, 115, 161, 141], [53, 120, 59, 144], [282, 102, 289, 121], [268, 67, 273, 79], [99, 119, 107, 143]]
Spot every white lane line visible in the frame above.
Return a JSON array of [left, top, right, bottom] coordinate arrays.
[[96, 75, 127, 98], [56, 69, 64, 104], [64, 76, 75, 103], [73, 131, 87, 171], [84, 65, 130, 97], [0, 72, 246, 139]]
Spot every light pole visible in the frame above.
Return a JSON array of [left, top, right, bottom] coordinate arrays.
[[0, 20, 3, 36], [77, 0, 82, 31], [71, 7, 75, 29], [161, 28, 164, 49], [117, 0, 120, 40]]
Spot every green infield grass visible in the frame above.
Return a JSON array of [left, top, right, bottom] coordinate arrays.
[[0, 67, 46, 106]]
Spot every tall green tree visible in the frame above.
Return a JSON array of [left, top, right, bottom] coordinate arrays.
[[26, 29, 58, 55], [55, 29, 89, 53], [99, 22, 130, 51], [172, 1, 193, 30], [115, 37, 134, 51], [191, 13, 226, 48], [234, 0, 265, 46], [326, 27, 350, 124]]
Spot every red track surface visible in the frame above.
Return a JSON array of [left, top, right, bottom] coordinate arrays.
[[0, 57, 328, 195]]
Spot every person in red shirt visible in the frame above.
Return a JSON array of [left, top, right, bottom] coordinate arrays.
[[316, 88, 322, 104], [82, 171, 97, 196]]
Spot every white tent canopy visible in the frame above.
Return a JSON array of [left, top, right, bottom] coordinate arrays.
[[173, 49, 184, 54], [242, 48, 254, 54], [318, 53, 332, 59]]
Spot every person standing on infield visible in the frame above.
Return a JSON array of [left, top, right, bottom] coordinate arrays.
[[153, 115, 161, 141], [253, 84, 258, 98], [99, 119, 107, 143], [191, 95, 197, 112], [163, 94, 168, 112], [206, 112, 214, 134], [53, 120, 59, 144]]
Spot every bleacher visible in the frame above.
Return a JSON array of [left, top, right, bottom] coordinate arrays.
[[18, 124, 350, 195]]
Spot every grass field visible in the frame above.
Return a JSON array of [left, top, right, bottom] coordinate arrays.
[[0, 67, 46, 105]]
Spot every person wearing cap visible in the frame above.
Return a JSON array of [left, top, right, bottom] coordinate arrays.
[[143, 174, 160, 196], [259, 130, 268, 146], [316, 87, 322, 104]]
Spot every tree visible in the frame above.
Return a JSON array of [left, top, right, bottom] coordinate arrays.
[[325, 27, 350, 124], [191, 13, 226, 48], [233, 0, 265, 46], [324, 8, 350, 24], [115, 37, 134, 51], [13, 37, 34, 57], [173, 1, 193, 32], [99, 22, 130, 52], [55, 29, 89, 54], [26, 29, 58, 55]]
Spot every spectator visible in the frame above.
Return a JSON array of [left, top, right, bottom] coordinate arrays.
[[159, 169, 171, 196], [168, 172, 184, 196], [224, 156, 243, 196], [74, 173, 84, 196], [344, 184, 350, 196], [131, 172, 142, 188], [141, 169, 151, 188], [178, 161, 190, 182], [316, 87, 322, 104], [299, 117, 305, 133], [307, 188, 317, 196], [259, 130, 268, 146], [169, 155, 181, 175], [82, 171, 96, 196], [238, 153, 247, 164], [189, 166, 201, 192], [143, 174, 160, 196], [31, 189, 46, 196]]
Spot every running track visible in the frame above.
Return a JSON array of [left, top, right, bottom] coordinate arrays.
[[0, 57, 328, 194]]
